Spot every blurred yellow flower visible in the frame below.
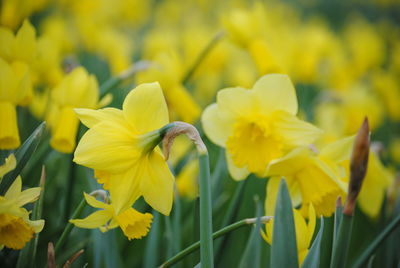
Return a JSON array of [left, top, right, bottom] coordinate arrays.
[[263, 204, 316, 265], [265, 143, 347, 217], [50, 67, 102, 153], [70, 193, 152, 240], [202, 74, 322, 180], [0, 176, 44, 250], [0, 58, 32, 149], [74, 82, 175, 215]]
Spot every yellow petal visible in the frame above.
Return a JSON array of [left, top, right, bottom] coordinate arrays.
[[217, 87, 255, 119], [97, 93, 113, 108], [140, 150, 174, 216], [14, 20, 36, 63], [74, 108, 125, 129], [293, 209, 308, 253], [83, 192, 109, 210], [0, 58, 17, 101], [0, 102, 20, 149], [108, 168, 141, 214], [201, 103, 234, 147], [5, 176, 22, 199], [123, 82, 169, 134], [74, 121, 140, 173], [265, 176, 281, 216], [50, 106, 79, 153], [0, 27, 14, 60], [0, 153, 16, 178], [273, 111, 323, 147], [307, 204, 316, 246], [16, 187, 41, 207], [253, 74, 298, 115], [225, 151, 250, 181], [70, 210, 111, 229], [319, 136, 354, 163], [115, 208, 153, 240], [266, 147, 311, 177]]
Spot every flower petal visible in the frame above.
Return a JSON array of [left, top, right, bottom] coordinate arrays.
[[319, 136, 354, 163], [84, 192, 108, 210], [74, 121, 140, 173], [16, 187, 41, 207], [5, 176, 22, 200], [253, 74, 298, 115], [0, 153, 16, 178], [75, 108, 125, 128], [225, 151, 250, 181], [201, 103, 234, 147], [70, 210, 111, 229], [123, 82, 169, 134], [217, 87, 256, 119], [274, 111, 323, 147], [140, 150, 174, 216]]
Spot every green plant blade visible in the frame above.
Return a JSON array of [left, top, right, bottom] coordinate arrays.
[[0, 122, 46, 195], [352, 212, 400, 268], [330, 214, 353, 268], [144, 211, 160, 268], [302, 218, 324, 268], [238, 199, 262, 268], [270, 178, 299, 268], [319, 216, 334, 267]]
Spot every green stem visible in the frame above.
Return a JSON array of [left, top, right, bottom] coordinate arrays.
[[353, 212, 400, 268], [160, 216, 271, 268], [320, 216, 334, 268], [199, 153, 214, 268], [55, 198, 86, 254], [182, 31, 224, 85], [330, 214, 353, 268]]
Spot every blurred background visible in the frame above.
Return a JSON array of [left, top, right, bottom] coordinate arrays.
[[0, 0, 399, 267]]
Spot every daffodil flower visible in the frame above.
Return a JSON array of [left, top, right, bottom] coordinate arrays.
[[202, 74, 322, 180], [70, 193, 152, 240], [0, 176, 44, 250], [265, 138, 351, 217], [50, 66, 110, 153], [73, 82, 175, 215], [263, 205, 316, 265]]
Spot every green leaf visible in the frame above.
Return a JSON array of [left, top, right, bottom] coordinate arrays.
[[0, 122, 46, 195], [302, 218, 324, 268], [330, 214, 353, 268], [238, 199, 263, 268], [319, 216, 334, 267], [352, 212, 400, 268], [270, 178, 299, 268], [144, 211, 160, 268]]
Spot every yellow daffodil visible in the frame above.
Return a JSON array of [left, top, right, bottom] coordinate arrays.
[[319, 136, 393, 218], [265, 143, 347, 217], [70, 193, 152, 240], [73, 82, 175, 215], [50, 67, 103, 153], [0, 58, 31, 149], [263, 205, 316, 265], [202, 74, 322, 180], [0, 176, 44, 250]]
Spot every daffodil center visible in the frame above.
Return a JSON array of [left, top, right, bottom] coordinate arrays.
[[226, 117, 284, 176]]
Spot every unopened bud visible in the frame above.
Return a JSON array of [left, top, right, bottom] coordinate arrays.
[[344, 117, 370, 215]]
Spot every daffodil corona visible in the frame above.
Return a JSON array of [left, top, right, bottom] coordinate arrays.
[[202, 74, 322, 180]]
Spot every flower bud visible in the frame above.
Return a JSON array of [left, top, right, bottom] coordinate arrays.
[[344, 117, 370, 215]]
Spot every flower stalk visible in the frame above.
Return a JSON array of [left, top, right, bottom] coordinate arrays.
[[160, 216, 272, 267]]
